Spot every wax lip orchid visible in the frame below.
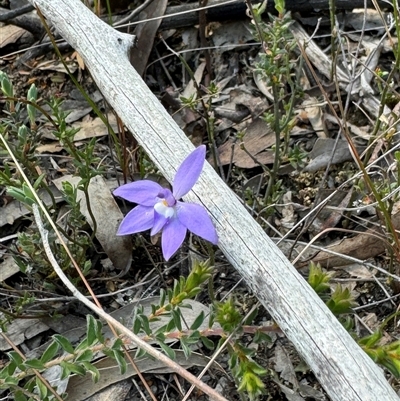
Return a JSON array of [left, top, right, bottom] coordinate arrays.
[[113, 145, 218, 261]]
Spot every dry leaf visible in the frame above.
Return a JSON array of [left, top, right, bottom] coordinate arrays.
[[305, 138, 365, 173], [67, 350, 212, 400], [274, 344, 298, 388], [0, 25, 29, 47], [0, 256, 20, 282], [216, 118, 276, 168], [72, 50, 85, 70], [52, 175, 132, 273], [36, 59, 77, 74], [130, 0, 168, 76], [300, 97, 327, 138], [0, 318, 50, 351], [36, 143, 64, 153], [182, 61, 206, 100], [71, 113, 118, 141], [311, 230, 387, 267]]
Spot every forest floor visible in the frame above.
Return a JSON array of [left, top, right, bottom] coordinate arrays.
[[1, 0, 400, 400]]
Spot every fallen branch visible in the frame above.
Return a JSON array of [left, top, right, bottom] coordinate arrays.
[[27, 0, 400, 400], [157, 0, 392, 30]]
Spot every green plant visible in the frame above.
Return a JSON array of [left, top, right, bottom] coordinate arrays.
[[0, 74, 101, 293], [249, 0, 302, 204], [308, 262, 400, 376], [360, 329, 400, 378], [0, 259, 272, 400]]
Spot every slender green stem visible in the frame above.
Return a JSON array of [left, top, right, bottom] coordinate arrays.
[[35, 8, 122, 165], [264, 83, 281, 203]]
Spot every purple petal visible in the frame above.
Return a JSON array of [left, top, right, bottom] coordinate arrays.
[[151, 211, 168, 236], [117, 205, 154, 235], [176, 202, 218, 244], [114, 180, 162, 206], [159, 188, 176, 207], [173, 145, 206, 199], [161, 217, 187, 260]]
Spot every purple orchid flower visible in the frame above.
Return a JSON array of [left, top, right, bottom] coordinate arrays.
[[113, 145, 218, 261]]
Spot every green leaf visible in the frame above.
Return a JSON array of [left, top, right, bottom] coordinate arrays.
[[139, 315, 152, 336], [111, 338, 123, 350], [81, 361, 100, 383], [172, 309, 182, 332], [40, 341, 59, 364], [326, 285, 357, 315], [167, 288, 173, 303], [159, 288, 166, 306], [253, 330, 271, 344], [243, 307, 259, 326], [13, 390, 28, 401], [180, 302, 193, 310], [180, 338, 191, 358], [208, 309, 216, 328], [190, 311, 205, 331], [0, 361, 17, 379], [155, 332, 166, 343], [23, 358, 45, 370], [381, 356, 400, 378], [53, 334, 75, 354], [113, 350, 127, 375], [187, 330, 201, 342], [87, 315, 98, 346], [359, 330, 382, 348], [24, 376, 35, 392], [4, 375, 18, 385], [154, 323, 168, 337], [74, 337, 88, 353], [132, 317, 142, 334], [159, 342, 176, 360], [308, 262, 331, 294], [187, 287, 202, 298], [27, 83, 38, 102], [27, 84, 38, 123], [201, 336, 215, 350], [7, 351, 24, 368], [75, 338, 89, 352], [165, 318, 176, 333], [274, 0, 286, 15], [82, 260, 92, 276], [248, 360, 268, 376], [35, 376, 48, 399], [0, 72, 13, 97], [135, 347, 147, 359], [6, 186, 30, 205], [75, 349, 93, 362], [60, 361, 86, 376], [94, 319, 104, 344], [17, 125, 28, 142]]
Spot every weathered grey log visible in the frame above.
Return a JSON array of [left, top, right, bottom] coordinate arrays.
[[28, 1, 400, 400]]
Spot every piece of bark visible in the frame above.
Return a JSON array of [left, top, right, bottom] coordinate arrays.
[[130, 0, 168, 76], [0, 5, 43, 38], [26, 1, 399, 400], [0, 3, 34, 21], [312, 210, 400, 267]]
